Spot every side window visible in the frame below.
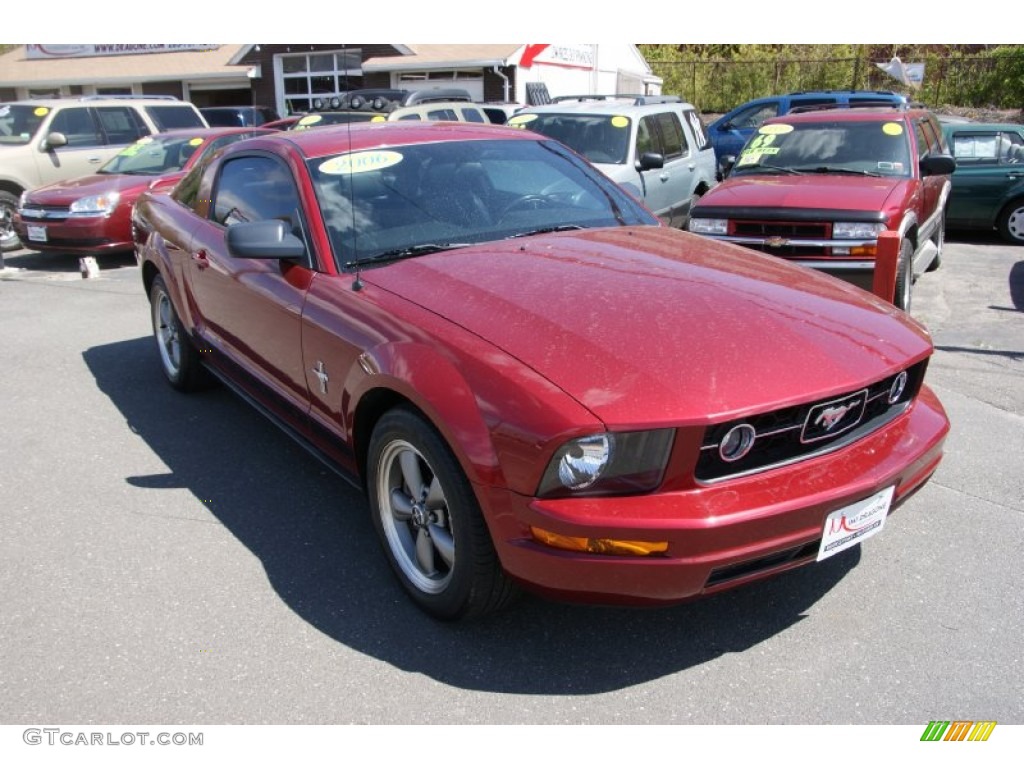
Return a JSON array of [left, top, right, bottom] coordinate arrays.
[[654, 112, 687, 160], [212, 155, 302, 230], [636, 116, 659, 157], [47, 107, 102, 147], [788, 97, 838, 115], [426, 108, 458, 121], [917, 118, 943, 155], [95, 106, 148, 144], [398, 113, 422, 121], [951, 132, 1000, 164], [683, 109, 710, 151], [461, 108, 486, 123], [729, 102, 779, 129], [1000, 131, 1024, 164], [913, 122, 932, 160], [145, 105, 206, 131]]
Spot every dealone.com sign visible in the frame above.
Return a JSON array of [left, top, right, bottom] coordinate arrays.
[[25, 44, 221, 59]]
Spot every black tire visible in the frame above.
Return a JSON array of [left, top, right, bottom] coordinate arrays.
[[0, 189, 22, 252], [149, 275, 210, 391], [926, 215, 944, 272], [997, 199, 1024, 245], [367, 407, 517, 620], [894, 238, 914, 313]]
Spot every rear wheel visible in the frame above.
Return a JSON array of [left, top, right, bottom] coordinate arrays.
[[997, 199, 1024, 245], [149, 275, 210, 391], [0, 190, 22, 252]]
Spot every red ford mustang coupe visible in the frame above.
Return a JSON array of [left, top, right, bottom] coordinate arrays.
[[133, 122, 949, 620], [15, 127, 275, 256]]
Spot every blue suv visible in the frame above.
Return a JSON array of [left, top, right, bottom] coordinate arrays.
[[708, 90, 909, 166]]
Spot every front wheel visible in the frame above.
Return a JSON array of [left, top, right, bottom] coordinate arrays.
[[926, 215, 945, 271], [367, 407, 517, 620], [997, 199, 1024, 245], [893, 238, 914, 313], [0, 190, 22, 252]]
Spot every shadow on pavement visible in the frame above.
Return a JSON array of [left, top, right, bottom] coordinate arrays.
[[84, 335, 860, 695], [1, 248, 136, 274]]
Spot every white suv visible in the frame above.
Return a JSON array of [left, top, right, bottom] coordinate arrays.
[[508, 95, 718, 228], [1, 96, 208, 251]]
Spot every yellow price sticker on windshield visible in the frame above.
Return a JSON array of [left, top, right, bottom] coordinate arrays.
[[759, 124, 793, 135], [611, 116, 629, 128], [371, 115, 386, 122], [298, 114, 323, 126], [882, 122, 904, 136], [319, 150, 404, 175], [188, 138, 204, 146], [34, 107, 50, 117], [507, 114, 537, 127]]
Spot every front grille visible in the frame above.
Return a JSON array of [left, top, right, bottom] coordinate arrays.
[[732, 220, 830, 239], [695, 360, 927, 483], [705, 541, 820, 588], [19, 204, 71, 222]]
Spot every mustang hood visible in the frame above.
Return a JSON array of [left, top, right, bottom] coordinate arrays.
[[366, 227, 932, 425], [694, 174, 905, 215]]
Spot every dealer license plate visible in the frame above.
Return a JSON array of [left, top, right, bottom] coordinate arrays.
[[817, 486, 895, 561], [27, 225, 47, 242]]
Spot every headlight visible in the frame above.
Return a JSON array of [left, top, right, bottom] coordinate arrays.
[[833, 221, 886, 239], [687, 217, 728, 235], [538, 429, 674, 497], [69, 192, 121, 217]]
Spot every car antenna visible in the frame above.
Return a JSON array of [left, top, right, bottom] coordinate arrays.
[[343, 44, 364, 293]]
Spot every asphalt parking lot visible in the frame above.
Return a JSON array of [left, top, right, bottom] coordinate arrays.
[[0, 233, 1021, 727]]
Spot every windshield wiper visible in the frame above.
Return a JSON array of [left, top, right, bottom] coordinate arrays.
[[735, 163, 804, 175], [793, 166, 881, 177], [345, 242, 470, 268], [505, 224, 584, 240]]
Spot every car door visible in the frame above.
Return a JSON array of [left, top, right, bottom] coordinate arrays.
[[637, 111, 694, 228], [33, 106, 113, 186], [946, 128, 1024, 228], [187, 152, 313, 433], [712, 99, 781, 159]]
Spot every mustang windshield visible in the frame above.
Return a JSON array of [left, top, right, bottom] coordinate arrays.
[[308, 137, 656, 268], [732, 119, 913, 178]]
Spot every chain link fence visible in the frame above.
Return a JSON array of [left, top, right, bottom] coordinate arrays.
[[649, 54, 1024, 115]]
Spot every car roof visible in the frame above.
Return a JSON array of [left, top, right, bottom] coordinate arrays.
[[1, 96, 186, 108], [940, 121, 1024, 132], [520, 95, 697, 115], [239, 121, 534, 160], [762, 106, 932, 124], [148, 126, 277, 140]]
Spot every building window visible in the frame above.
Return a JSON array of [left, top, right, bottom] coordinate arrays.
[[280, 49, 362, 114]]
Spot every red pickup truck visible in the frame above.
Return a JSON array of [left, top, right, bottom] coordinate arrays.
[[687, 105, 956, 312]]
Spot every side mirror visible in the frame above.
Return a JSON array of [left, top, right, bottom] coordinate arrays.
[[636, 151, 665, 171], [226, 219, 306, 260], [43, 132, 68, 150], [920, 154, 956, 176], [720, 155, 737, 178]]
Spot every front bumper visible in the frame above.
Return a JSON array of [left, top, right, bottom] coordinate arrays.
[[14, 213, 131, 255], [481, 386, 948, 605]]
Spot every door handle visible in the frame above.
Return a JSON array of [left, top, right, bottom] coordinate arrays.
[[191, 249, 210, 270], [659, 172, 670, 182]]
